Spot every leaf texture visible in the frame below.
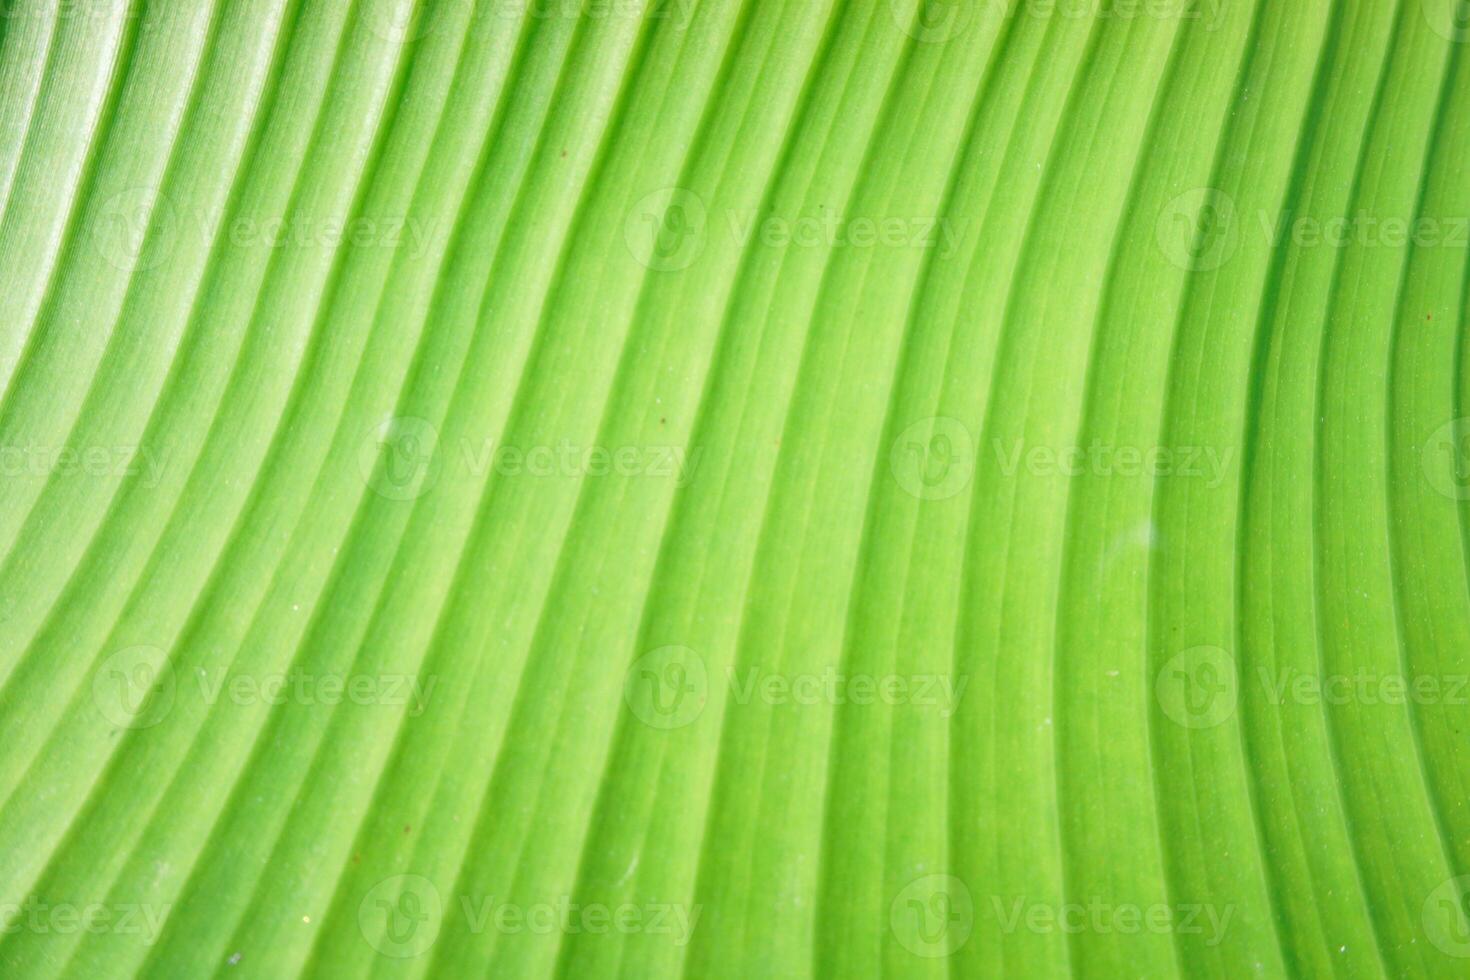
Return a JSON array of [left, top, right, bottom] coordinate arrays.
[[1, 0, 1469, 977]]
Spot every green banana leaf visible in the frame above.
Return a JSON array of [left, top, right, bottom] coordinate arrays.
[[1, 0, 1469, 975]]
